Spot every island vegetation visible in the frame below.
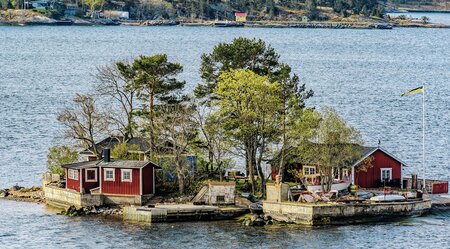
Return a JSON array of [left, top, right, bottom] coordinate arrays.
[[46, 37, 369, 198]]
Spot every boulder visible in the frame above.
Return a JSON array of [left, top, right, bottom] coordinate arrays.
[[253, 218, 265, 226]]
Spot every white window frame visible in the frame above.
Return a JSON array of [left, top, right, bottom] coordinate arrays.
[[303, 166, 316, 175], [121, 169, 132, 182], [85, 168, 98, 182], [104, 168, 115, 181], [380, 168, 392, 181], [68, 169, 78, 180]]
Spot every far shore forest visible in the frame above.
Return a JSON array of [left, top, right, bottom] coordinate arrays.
[[47, 37, 373, 198], [1, 0, 449, 22]]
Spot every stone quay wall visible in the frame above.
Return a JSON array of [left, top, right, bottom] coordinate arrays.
[[263, 200, 432, 226], [44, 185, 103, 208]]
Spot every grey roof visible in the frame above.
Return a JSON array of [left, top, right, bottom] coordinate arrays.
[[80, 136, 177, 155], [62, 160, 160, 169], [62, 160, 100, 169], [79, 136, 151, 155], [98, 160, 160, 169]]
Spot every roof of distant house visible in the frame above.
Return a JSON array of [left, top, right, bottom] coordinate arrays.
[[80, 136, 177, 156], [235, 12, 247, 17], [62, 160, 161, 169]]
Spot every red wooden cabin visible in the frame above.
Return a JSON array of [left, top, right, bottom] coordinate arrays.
[[352, 147, 406, 188], [63, 149, 160, 204], [272, 146, 406, 189]]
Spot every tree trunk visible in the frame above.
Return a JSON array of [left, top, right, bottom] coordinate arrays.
[[208, 150, 214, 173], [257, 139, 266, 196], [177, 160, 184, 194], [246, 142, 256, 194]]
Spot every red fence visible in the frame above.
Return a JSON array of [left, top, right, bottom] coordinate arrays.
[[432, 182, 449, 194]]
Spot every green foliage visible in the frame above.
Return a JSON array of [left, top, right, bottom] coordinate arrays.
[[47, 146, 79, 176], [298, 107, 363, 192], [214, 69, 282, 142], [122, 54, 186, 114], [195, 37, 282, 99], [111, 142, 140, 160], [85, 0, 105, 13]]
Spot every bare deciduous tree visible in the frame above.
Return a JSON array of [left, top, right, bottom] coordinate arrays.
[[95, 62, 138, 141], [57, 94, 107, 159]]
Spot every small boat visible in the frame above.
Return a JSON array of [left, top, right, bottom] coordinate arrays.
[[306, 181, 350, 193], [214, 21, 244, 27], [370, 195, 406, 202]]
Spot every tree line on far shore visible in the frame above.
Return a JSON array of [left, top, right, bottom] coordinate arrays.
[[1, 0, 387, 21], [49, 37, 365, 196]]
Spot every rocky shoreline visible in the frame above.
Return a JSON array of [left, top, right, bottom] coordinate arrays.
[[1, 10, 448, 29], [0, 185, 44, 204]]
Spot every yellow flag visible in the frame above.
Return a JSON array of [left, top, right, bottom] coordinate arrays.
[[401, 86, 424, 96]]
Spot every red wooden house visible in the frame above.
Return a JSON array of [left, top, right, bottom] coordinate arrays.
[[63, 149, 160, 205], [272, 146, 406, 189], [351, 147, 406, 188]]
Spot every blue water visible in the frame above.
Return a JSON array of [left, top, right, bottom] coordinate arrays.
[[0, 15, 450, 248], [0, 199, 449, 249]]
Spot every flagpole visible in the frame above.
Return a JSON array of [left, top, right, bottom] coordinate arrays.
[[422, 83, 426, 193]]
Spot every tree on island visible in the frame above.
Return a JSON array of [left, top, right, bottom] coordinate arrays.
[[195, 38, 283, 100], [57, 94, 108, 159], [195, 37, 313, 194], [47, 146, 79, 176], [154, 102, 198, 194], [212, 69, 283, 194], [299, 107, 364, 192], [124, 54, 186, 151], [95, 62, 139, 142]]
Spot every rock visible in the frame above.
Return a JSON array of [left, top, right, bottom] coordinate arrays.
[[263, 215, 272, 221], [250, 214, 259, 222], [253, 218, 265, 226], [265, 220, 273, 225], [242, 218, 252, 226]]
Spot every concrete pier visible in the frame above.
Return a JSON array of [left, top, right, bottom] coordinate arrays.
[[123, 204, 248, 223]]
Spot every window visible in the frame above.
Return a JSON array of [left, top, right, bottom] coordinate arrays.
[[216, 196, 225, 202], [342, 169, 350, 181], [381, 168, 392, 182], [104, 168, 115, 181], [121, 169, 132, 182], [68, 169, 78, 180], [303, 166, 316, 175], [85, 169, 97, 182]]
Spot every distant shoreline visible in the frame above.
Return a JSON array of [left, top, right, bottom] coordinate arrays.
[[1, 20, 449, 29]]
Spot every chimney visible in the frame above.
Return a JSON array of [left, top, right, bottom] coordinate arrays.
[[103, 148, 111, 162]]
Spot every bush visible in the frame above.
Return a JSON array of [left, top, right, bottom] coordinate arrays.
[[47, 146, 79, 176]]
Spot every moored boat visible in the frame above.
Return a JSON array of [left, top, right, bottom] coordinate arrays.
[[306, 181, 350, 193], [370, 194, 406, 202]]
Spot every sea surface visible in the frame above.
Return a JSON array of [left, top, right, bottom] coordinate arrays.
[[0, 13, 449, 248]]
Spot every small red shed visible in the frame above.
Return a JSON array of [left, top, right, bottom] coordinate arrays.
[[63, 149, 160, 205]]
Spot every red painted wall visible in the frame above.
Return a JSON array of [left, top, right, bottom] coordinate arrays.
[[355, 150, 402, 188], [66, 168, 80, 192], [101, 168, 140, 195], [82, 169, 99, 193], [142, 166, 154, 195]]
